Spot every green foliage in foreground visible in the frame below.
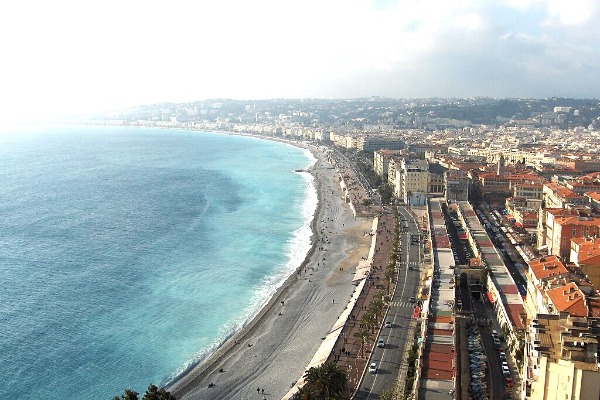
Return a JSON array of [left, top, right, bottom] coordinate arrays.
[[113, 384, 176, 400], [293, 361, 348, 400]]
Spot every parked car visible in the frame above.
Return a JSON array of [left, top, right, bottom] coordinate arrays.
[[385, 321, 392, 328], [377, 339, 385, 348]]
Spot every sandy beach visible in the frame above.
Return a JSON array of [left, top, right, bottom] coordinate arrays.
[[168, 144, 373, 399]]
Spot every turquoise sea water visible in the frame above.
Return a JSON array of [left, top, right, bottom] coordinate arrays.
[[0, 125, 316, 399]]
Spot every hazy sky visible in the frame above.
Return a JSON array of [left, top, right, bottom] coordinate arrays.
[[1, 0, 599, 121]]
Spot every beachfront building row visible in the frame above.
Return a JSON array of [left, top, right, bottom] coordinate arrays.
[[329, 132, 405, 152], [374, 150, 471, 205]]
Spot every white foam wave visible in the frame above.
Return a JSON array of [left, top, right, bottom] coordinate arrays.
[[169, 149, 319, 386]]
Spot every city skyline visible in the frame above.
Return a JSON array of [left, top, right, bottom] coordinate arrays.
[[1, 0, 599, 123]]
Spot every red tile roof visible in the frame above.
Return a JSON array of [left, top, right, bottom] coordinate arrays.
[[528, 255, 568, 281], [546, 282, 589, 317]]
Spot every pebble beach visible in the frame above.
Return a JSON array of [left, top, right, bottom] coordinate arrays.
[[169, 143, 373, 400]]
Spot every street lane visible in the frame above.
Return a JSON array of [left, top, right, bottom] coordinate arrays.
[[355, 206, 421, 399]]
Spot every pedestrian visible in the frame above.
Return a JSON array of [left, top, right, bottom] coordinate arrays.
[[261, 388, 265, 394], [257, 387, 260, 393]]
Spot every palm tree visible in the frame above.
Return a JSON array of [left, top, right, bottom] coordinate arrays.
[[293, 385, 316, 400], [353, 328, 370, 358], [384, 269, 395, 294], [370, 297, 385, 323], [302, 360, 347, 400], [361, 310, 377, 334]]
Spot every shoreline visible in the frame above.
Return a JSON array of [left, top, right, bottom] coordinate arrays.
[[168, 135, 373, 399]]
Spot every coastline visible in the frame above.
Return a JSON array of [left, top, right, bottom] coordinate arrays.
[[168, 137, 373, 399]]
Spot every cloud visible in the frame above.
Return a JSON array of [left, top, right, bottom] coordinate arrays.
[[0, 0, 599, 122]]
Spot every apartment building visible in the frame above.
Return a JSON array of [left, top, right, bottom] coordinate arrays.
[[549, 216, 600, 260], [571, 237, 600, 289], [373, 149, 404, 180], [445, 170, 470, 201], [513, 182, 544, 200], [399, 158, 429, 205], [524, 256, 570, 318], [525, 314, 600, 400], [586, 192, 600, 212]]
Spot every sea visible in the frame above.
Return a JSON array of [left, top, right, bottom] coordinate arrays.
[[0, 125, 317, 399]]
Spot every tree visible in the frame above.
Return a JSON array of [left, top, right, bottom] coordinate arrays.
[[370, 296, 385, 323], [114, 385, 176, 400], [353, 328, 370, 358], [142, 384, 176, 400], [113, 389, 139, 400], [293, 385, 317, 400], [361, 310, 377, 334], [379, 183, 394, 205], [302, 360, 347, 400], [384, 268, 395, 294]]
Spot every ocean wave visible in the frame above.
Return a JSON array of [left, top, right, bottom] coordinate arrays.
[[168, 147, 318, 386]]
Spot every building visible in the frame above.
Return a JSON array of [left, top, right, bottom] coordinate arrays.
[[571, 237, 600, 290], [428, 163, 446, 196], [513, 182, 544, 201], [373, 149, 404, 181], [524, 256, 570, 318], [399, 158, 429, 205], [525, 313, 600, 400], [445, 170, 470, 201], [357, 135, 404, 152], [549, 216, 600, 260], [537, 208, 580, 252]]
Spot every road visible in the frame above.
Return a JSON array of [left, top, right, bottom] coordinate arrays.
[[354, 206, 421, 399]]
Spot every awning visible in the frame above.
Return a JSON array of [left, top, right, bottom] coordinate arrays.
[[515, 221, 523, 227], [487, 292, 495, 304]]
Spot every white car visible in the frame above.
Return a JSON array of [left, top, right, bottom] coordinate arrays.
[[385, 321, 392, 328], [377, 339, 385, 348], [369, 362, 377, 373]]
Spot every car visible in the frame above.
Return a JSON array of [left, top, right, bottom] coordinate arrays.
[[493, 337, 501, 346], [384, 321, 392, 328], [502, 365, 510, 376], [499, 352, 507, 360], [369, 362, 377, 373], [377, 339, 385, 348], [409, 296, 416, 303]]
